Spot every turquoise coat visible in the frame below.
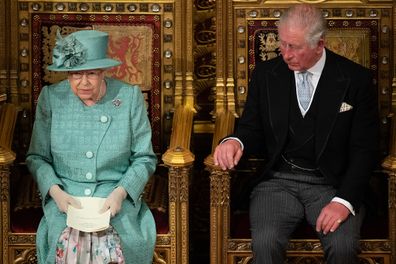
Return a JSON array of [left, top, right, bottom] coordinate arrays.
[[26, 78, 157, 264]]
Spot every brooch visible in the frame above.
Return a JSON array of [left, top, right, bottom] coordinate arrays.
[[112, 99, 122, 107]]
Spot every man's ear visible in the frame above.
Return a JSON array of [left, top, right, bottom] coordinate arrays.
[[315, 38, 325, 54], [317, 37, 325, 49]]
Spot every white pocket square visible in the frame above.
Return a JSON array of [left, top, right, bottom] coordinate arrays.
[[339, 102, 353, 113]]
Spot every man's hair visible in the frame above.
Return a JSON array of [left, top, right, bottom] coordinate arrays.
[[278, 4, 327, 47]]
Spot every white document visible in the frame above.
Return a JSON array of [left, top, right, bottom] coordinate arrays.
[[66, 197, 111, 232]]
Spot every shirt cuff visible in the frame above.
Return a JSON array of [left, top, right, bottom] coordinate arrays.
[[332, 197, 355, 216], [220, 137, 244, 150]]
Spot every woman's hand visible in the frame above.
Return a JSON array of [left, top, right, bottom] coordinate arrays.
[[49, 185, 82, 213], [99, 186, 127, 217]]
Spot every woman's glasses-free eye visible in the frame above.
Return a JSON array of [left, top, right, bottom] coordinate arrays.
[[70, 71, 102, 80]]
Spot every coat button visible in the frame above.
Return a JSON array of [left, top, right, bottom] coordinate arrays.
[[85, 151, 94, 159], [100, 115, 108, 123], [84, 189, 92, 196], [85, 172, 93, 180], [84, 188, 92, 196]]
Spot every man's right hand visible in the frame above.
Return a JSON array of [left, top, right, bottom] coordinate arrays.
[[213, 139, 243, 170], [49, 185, 82, 213]]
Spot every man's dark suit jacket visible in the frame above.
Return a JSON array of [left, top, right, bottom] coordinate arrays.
[[233, 49, 379, 210]]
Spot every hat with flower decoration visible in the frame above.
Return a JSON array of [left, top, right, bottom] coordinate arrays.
[[47, 30, 121, 71]]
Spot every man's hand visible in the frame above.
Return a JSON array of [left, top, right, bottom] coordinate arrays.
[[99, 186, 127, 217], [49, 185, 82, 213], [316, 201, 350, 235], [213, 139, 243, 170]]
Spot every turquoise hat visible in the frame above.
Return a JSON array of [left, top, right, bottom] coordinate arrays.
[[47, 30, 121, 71]]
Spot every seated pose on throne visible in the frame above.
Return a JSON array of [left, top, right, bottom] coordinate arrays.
[[214, 4, 379, 264], [26, 29, 157, 264]]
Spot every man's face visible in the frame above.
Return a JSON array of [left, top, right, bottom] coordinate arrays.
[[278, 25, 324, 72]]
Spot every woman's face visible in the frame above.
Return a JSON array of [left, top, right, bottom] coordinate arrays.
[[68, 69, 105, 105]]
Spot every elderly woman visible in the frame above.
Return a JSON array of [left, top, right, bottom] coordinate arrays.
[[26, 30, 157, 264]]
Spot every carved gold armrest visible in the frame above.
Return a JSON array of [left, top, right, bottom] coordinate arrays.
[[0, 103, 18, 165], [0, 147, 15, 165], [162, 105, 195, 167]]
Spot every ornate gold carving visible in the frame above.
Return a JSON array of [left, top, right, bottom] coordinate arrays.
[[228, 240, 252, 251], [0, 165, 10, 201], [357, 257, 387, 264], [231, 255, 253, 264], [359, 240, 391, 252], [0, 147, 15, 165], [193, 0, 216, 120], [8, 234, 36, 245], [209, 170, 230, 207], [168, 166, 190, 203], [1, 164, 10, 264], [162, 147, 195, 167], [196, 0, 215, 11], [326, 29, 370, 68], [288, 255, 390, 264], [225, 240, 390, 264], [166, 161, 191, 264], [153, 248, 169, 264], [260, 0, 364, 3], [155, 234, 171, 246], [195, 18, 216, 45], [288, 240, 324, 252], [195, 51, 216, 78], [285, 256, 325, 264], [169, 106, 195, 151], [392, 77, 396, 113], [389, 172, 396, 209], [13, 247, 37, 264]]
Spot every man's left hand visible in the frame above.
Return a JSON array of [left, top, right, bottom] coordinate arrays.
[[315, 201, 350, 235]]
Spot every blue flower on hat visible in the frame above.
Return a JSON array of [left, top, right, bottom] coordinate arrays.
[[52, 30, 88, 69]]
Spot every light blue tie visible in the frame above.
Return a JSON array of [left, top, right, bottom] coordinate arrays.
[[296, 71, 313, 111]]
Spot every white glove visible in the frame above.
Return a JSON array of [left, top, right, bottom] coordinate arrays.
[[49, 185, 82, 213], [99, 186, 127, 217]]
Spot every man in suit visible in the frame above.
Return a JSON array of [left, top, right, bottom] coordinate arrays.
[[214, 4, 379, 264]]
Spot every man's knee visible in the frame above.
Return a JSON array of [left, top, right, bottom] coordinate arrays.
[[322, 232, 360, 264], [251, 228, 289, 253]]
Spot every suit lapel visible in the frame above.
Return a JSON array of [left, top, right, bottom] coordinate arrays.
[[267, 61, 293, 145], [315, 50, 350, 160]]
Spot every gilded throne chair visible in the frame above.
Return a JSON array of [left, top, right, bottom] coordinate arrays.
[[1, 1, 195, 264], [205, 3, 396, 264]]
